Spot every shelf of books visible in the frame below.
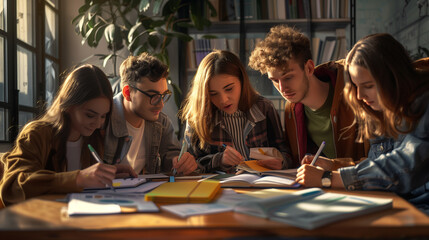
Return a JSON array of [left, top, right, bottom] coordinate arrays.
[[183, 0, 354, 127]]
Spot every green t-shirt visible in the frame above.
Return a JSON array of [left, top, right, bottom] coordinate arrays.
[[304, 84, 336, 158]]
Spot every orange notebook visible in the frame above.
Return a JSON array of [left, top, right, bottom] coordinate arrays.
[[144, 181, 221, 203]]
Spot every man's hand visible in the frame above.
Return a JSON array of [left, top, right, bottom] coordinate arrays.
[[295, 164, 324, 187], [172, 152, 198, 175], [301, 155, 334, 171]]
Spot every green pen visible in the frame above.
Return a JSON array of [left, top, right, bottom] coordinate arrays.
[[87, 144, 116, 192]]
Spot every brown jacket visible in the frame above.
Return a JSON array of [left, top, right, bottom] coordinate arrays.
[[284, 59, 369, 167], [0, 121, 99, 206]]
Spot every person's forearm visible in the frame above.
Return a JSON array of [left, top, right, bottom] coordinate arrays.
[[331, 171, 346, 189]]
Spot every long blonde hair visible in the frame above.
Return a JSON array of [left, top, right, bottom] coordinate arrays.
[[344, 33, 429, 141], [180, 50, 258, 148]]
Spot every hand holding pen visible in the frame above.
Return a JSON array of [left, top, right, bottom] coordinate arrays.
[[221, 144, 245, 167], [172, 141, 198, 176], [76, 144, 137, 190]]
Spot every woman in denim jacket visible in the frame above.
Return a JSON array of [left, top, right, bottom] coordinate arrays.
[[296, 33, 429, 214], [180, 50, 293, 173]]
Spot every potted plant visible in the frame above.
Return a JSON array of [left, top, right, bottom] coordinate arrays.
[[72, 0, 216, 136]]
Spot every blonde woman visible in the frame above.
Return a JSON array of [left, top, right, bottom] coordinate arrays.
[[180, 50, 292, 173]]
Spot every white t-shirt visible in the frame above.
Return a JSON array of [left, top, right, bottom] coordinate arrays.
[[124, 120, 146, 174], [66, 137, 82, 171]]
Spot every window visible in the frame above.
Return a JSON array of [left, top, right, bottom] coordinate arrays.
[[0, 0, 60, 142]]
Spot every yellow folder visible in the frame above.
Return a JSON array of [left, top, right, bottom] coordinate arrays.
[[144, 181, 221, 203]]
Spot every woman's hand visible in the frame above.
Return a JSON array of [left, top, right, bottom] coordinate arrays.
[[257, 158, 283, 170], [114, 163, 138, 179], [295, 164, 324, 187], [222, 146, 244, 167], [301, 155, 334, 171], [172, 152, 198, 175], [76, 163, 117, 188]]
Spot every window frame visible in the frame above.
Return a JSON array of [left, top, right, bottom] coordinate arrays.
[[0, 0, 60, 143]]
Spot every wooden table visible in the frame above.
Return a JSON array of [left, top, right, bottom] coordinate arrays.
[[0, 189, 428, 239]]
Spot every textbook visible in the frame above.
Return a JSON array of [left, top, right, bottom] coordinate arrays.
[[145, 181, 221, 203], [236, 161, 297, 179], [234, 188, 393, 230], [220, 173, 300, 188], [67, 193, 159, 216], [84, 177, 147, 191]]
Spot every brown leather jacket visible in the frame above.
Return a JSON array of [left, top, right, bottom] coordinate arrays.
[[284, 59, 369, 167]]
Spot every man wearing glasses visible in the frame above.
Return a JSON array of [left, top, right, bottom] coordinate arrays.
[[104, 53, 198, 175]]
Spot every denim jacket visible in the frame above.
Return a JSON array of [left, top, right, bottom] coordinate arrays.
[[340, 94, 429, 204], [184, 96, 292, 173], [103, 93, 180, 174]]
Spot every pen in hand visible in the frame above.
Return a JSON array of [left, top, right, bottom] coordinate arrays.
[[310, 141, 326, 166], [87, 144, 116, 192], [173, 141, 188, 176]]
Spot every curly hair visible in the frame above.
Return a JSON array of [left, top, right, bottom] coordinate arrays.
[[249, 25, 312, 74], [120, 52, 169, 89]]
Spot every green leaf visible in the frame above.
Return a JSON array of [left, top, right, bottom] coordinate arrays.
[[72, 13, 84, 25], [152, 0, 163, 15], [148, 34, 159, 49], [78, 3, 90, 14], [128, 30, 149, 51], [128, 22, 142, 42], [169, 31, 192, 42], [78, 15, 86, 35], [81, 28, 94, 45], [139, 0, 150, 12], [103, 53, 114, 67], [162, 0, 180, 16], [94, 24, 107, 45]]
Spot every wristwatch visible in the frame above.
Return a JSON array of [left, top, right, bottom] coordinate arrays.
[[321, 171, 332, 188]]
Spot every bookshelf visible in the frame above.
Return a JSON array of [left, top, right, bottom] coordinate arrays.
[[180, 0, 356, 127]]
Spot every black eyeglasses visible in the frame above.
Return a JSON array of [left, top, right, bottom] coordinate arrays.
[[129, 85, 172, 105]]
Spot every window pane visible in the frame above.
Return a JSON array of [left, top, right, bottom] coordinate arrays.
[[17, 46, 35, 107], [0, 37, 4, 102], [45, 59, 58, 106], [0, 0, 5, 31], [19, 111, 34, 129], [0, 108, 8, 141], [17, 0, 34, 46], [46, 0, 58, 9], [45, 6, 58, 57]]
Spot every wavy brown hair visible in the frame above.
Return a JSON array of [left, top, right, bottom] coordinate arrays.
[[344, 33, 429, 141], [248, 25, 312, 73], [35, 64, 113, 170], [180, 50, 259, 148], [120, 52, 168, 89]]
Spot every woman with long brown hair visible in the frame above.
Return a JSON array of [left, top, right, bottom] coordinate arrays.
[[296, 33, 429, 213], [0, 64, 136, 206]]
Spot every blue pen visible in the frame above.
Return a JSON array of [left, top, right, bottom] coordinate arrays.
[[88, 144, 116, 192], [173, 141, 188, 176]]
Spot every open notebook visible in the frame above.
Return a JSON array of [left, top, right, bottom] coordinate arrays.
[[234, 188, 393, 230]]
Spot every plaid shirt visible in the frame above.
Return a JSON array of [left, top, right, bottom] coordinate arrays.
[[184, 96, 292, 173]]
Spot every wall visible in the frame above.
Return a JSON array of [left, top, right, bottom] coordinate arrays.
[[356, 0, 429, 58]]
